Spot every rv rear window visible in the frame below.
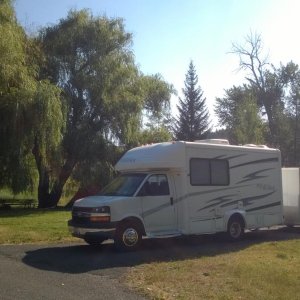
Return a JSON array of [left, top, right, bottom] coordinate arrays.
[[190, 158, 229, 186]]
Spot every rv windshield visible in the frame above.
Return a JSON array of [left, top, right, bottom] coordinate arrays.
[[100, 173, 147, 197]]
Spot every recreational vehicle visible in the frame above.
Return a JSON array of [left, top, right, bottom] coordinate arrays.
[[68, 140, 283, 250]]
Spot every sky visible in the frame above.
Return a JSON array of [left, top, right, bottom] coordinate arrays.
[[14, 0, 300, 126]]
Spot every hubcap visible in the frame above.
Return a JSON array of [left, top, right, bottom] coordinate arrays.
[[122, 228, 138, 247], [230, 222, 241, 238]]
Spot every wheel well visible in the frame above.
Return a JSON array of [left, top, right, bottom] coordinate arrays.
[[228, 213, 245, 229], [119, 217, 146, 235]]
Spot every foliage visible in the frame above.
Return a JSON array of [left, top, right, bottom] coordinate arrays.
[[215, 85, 265, 145], [0, 0, 64, 194], [137, 126, 172, 145], [173, 61, 210, 141], [227, 32, 300, 165], [233, 97, 265, 144], [33, 10, 173, 207]]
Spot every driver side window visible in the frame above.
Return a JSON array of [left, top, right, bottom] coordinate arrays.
[[140, 174, 170, 196]]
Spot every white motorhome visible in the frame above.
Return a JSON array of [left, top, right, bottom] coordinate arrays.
[[68, 140, 283, 250]]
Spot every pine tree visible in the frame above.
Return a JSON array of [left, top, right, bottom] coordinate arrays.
[[173, 61, 210, 141]]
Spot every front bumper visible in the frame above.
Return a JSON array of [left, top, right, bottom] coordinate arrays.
[[68, 220, 117, 239]]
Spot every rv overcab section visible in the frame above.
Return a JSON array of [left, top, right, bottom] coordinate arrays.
[[68, 140, 284, 251]]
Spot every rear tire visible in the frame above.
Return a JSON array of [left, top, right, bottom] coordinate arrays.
[[114, 221, 142, 251], [226, 216, 245, 241]]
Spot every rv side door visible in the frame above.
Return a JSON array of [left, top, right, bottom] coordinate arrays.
[[138, 174, 177, 234]]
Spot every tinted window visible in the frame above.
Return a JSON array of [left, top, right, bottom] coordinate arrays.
[[190, 159, 210, 185], [140, 174, 170, 196], [211, 160, 229, 185], [190, 158, 229, 186]]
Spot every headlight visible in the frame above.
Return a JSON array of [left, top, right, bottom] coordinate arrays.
[[90, 206, 111, 222], [92, 206, 110, 213]]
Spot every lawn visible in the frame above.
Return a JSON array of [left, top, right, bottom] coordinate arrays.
[[125, 237, 300, 300], [0, 209, 78, 244]]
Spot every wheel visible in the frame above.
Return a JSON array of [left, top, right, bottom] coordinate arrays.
[[84, 237, 106, 246], [114, 221, 142, 251], [226, 216, 244, 241]]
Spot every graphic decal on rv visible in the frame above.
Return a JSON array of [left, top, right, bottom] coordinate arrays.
[[197, 194, 238, 211], [195, 191, 277, 214], [246, 201, 281, 212], [142, 184, 278, 219], [236, 168, 274, 184], [213, 154, 247, 160], [219, 191, 276, 208], [230, 157, 279, 169], [142, 201, 171, 218]]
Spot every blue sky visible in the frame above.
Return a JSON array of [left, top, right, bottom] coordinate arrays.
[[14, 0, 300, 125]]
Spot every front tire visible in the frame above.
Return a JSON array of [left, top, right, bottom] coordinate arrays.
[[114, 222, 142, 251], [226, 216, 245, 241]]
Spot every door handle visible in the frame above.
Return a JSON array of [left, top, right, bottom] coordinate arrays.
[[170, 197, 173, 205]]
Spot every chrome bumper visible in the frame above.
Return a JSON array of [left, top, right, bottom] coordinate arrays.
[[68, 219, 117, 239]]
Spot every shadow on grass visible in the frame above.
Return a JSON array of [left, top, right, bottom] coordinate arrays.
[[22, 226, 300, 275]]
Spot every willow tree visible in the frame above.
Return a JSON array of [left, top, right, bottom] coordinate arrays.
[[36, 10, 172, 207], [0, 0, 64, 195]]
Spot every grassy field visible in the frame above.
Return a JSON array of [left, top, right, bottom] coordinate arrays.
[[0, 209, 78, 244], [125, 236, 300, 300]]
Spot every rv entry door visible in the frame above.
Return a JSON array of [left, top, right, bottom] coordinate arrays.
[[138, 174, 177, 234]]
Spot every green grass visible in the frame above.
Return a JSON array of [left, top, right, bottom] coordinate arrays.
[[125, 240, 300, 300], [0, 209, 78, 244]]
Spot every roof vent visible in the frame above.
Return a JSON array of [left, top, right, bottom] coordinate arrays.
[[243, 144, 269, 148], [195, 139, 230, 145]]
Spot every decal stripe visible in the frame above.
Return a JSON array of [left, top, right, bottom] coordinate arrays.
[[230, 157, 279, 169], [246, 201, 281, 212], [197, 194, 238, 211], [142, 188, 279, 218], [142, 202, 170, 218], [236, 168, 274, 184], [220, 191, 276, 208], [214, 154, 247, 160]]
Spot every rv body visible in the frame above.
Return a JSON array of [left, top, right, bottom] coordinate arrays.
[[68, 140, 283, 250]]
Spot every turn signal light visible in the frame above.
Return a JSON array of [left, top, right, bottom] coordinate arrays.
[[90, 215, 110, 222]]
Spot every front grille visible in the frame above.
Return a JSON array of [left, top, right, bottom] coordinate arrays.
[[72, 216, 90, 224], [72, 206, 92, 223], [72, 206, 93, 212]]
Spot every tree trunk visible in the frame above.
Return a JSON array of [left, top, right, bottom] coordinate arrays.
[[49, 157, 77, 207], [33, 137, 77, 208]]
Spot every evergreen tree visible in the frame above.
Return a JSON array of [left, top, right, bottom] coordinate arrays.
[[173, 61, 210, 141]]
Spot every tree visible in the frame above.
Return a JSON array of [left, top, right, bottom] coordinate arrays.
[[231, 32, 290, 146], [215, 85, 265, 145], [173, 61, 210, 141], [0, 0, 64, 195], [233, 96, 265, 145], [34, 10, 172, 207], [137, 126, 172, 145]]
